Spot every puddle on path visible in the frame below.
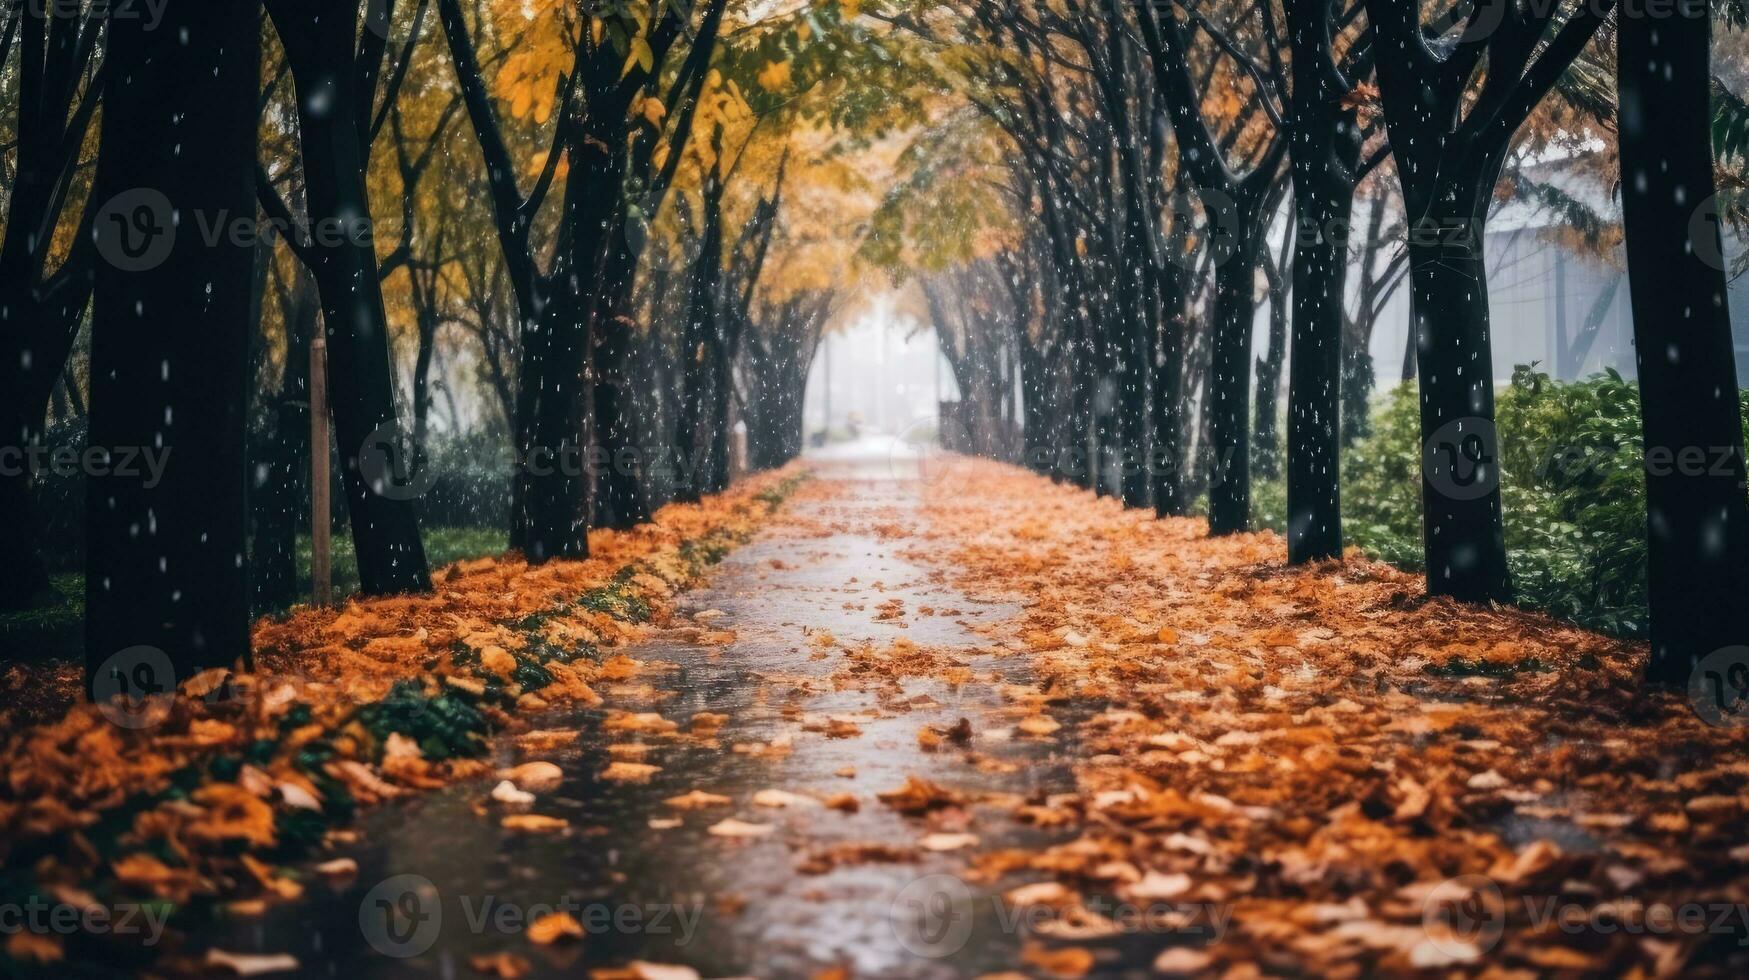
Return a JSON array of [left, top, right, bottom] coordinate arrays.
[[196, 464, 1100, 978]]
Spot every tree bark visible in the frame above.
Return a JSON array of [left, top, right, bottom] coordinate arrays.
[[85, 0, 259, 690], [252, 272, 318, 611], [267, 0, 430, 594], [1283, 0, 1361, 563], [0, 3, 101, 610], [512, 121, 617, 560], [676, 173, 726, 504], [1253, 255, 1288, 481], [1409, 232, 1512, 601], [1617, 0, 1749, 683], [1207, 246, 1260, 535]]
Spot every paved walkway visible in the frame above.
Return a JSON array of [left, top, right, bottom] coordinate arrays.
[[197, 456, 1114, 978]]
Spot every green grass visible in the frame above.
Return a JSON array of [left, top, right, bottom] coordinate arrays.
[[293, 526, 506, 599], [0, 527, 507, 662], [0, 572, 85, 647]]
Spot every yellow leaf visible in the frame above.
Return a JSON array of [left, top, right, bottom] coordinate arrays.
[[756, 59, 792, 93]]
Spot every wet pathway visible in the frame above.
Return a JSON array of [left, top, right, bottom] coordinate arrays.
[[201, 458, 1092, 978]]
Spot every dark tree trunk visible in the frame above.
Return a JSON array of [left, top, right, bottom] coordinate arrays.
[[512, 124, 616, 560], [0, 3, 101, 611], [1285, 193, 1350, 562], [267, 0, 429, 594], [1283, 0, 1361, 563], [592, 254, 651, 528], [1409, 230, 1512, 601], [1364, 0, 1612, 601], [1252, 259, 1288, 481], [1152, 261, 1191, 517], [252, 275, 318, 611], [411, 309, 440, 448], [1341, 203, 1393, 446], [85, 0, 259, 691], [1617, 0, 1749, 683], [676, 182, 725, 504], [1283, 200, 1349, 562], [1207, 248, 1259, 535]]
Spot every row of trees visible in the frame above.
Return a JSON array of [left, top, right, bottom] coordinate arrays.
[[0, 0, 891, 688], [871, 0, 1745, 684]]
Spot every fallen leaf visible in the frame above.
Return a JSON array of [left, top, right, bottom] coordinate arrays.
[[601, 761, 661, 783], [502, 814, 569, 833], [205, 949, 301, 975], [707, 818, 775, 838], [665, 789, 732, 809], [528, 911, 585, 944], [920, 832, 979, 852]]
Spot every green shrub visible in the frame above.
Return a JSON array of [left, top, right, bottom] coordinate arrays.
[[1253, 367, 1749, 638]]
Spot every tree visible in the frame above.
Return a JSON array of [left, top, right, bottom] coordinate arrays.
[[1363, 0, 1615, 602], [1616, 0, 1749, 682], [675, 123, 784, 499], [251, 260, 319, 611], [84, 0, 260, 690], [0, 1, 102, 609], [265, 0, 431, 593], [740, 291, 834, 468], [1137, 0, 1289, 535], [594, 0, 729, 528], [1280, 0, 1369, 563]]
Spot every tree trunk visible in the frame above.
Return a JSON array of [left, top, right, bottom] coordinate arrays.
[[1286, 186, 1350, 562], [512, 123, 615, 560], [676, 185, 725, 504], [252, 274, 318, 611], [1283, 0, 1361, 564], [1207, 249, 1258, 535], [1153, 261, 1190, 517], [267, 0, 429, 594], [1408, 229, 1512, 602], [1252, 265, 1288, 481], [592, 252, 652, 528], [0, 17, 96, 610], [1617, 0, 1749, 683], [85, 0, 259, 691], [411, 309, 439, 448], [1341, 202, 1391, 446]]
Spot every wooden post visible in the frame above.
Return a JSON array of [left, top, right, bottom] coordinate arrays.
[[310, 335, 332, 606]]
